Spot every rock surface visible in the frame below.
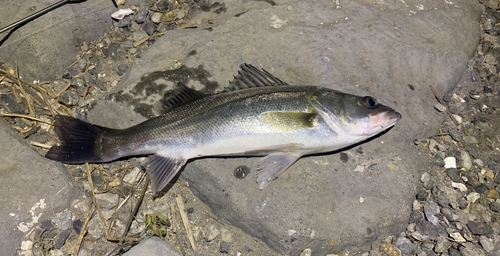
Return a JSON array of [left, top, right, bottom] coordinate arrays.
[[71, 0, 481, 254], [0, 0, 148, 82], [0, 120, 81, 256], [123, 236, 181, 256]]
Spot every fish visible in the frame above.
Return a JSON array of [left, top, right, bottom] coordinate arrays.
[[46, 64, 401, 193]]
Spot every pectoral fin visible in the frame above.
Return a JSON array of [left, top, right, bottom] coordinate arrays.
[[260, 111, 318, 131], [257, 152, 302, 189], [145, 155, 187, 193]]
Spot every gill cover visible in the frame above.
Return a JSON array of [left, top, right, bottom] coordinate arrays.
[[307, 88, 400, 141]]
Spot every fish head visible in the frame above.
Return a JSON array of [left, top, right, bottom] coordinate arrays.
[[308, 88, 401, 142]]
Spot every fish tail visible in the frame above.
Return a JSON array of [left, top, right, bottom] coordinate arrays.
[[46, 115, 112, 163]]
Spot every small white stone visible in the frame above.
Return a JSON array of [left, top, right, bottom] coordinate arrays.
[[123, 167, 142, 184], [352, 165, 364, 172], [20, 240, 33, 250], [449, 232, 466, 243], [452, 114, 462, 124], [421, 172, 430, 183], [479, 236, 494, 252], [466, 192, 480, 203], [111, 8, 134, 20], [413, 200, 421, 211], [151, 12, 163, 24], [451, 182, 467, 192], [452, 93, 466, 103], [288, 229, 297, 236], [444, 157, 456, 168], [359, 197, 365, 203], [434, 104, 446, 112]]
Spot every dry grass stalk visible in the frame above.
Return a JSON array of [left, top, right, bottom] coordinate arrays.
[[170, 202, 186, 255], [74, 198, 95, 256], [178, 22, 197, 29], [1, 113, 53, 124], [15, 64, 36, 118], [29, 141, 51, 149], [176, 195, 197, 252]]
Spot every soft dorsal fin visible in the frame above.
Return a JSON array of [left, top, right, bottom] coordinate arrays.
[[160, 82, 206, 112], [225, 63, 289, 91]]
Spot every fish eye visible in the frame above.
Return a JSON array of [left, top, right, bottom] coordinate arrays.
[[362, 96, 378, 109]]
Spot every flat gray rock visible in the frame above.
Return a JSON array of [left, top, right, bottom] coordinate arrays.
[[0, 0, 147, 82], [123, 236, 181, 256], [0, 120, 81, 256], [77, 0, 480, 254]]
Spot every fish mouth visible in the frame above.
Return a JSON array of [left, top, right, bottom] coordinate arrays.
[[361, 110, 401, 136]]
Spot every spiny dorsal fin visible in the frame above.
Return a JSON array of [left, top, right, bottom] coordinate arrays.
[[160, 82, 206, 113], [225, 63, 289, 91]]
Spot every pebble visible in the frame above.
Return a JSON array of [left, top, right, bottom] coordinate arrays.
[[449, 248, 461, 256], [434, 103, 446, 112], [204, 225, 220, 242], [52, 211, 72, 231], [459, 244, 488, 256], [472, 159, 484, 168], [87, 215, 105, 239], [477, 236, 493, 253], [77, 58, 87, 72], [111, 8, 134, 20], [491, 201, 500, 212], [461, 151, 472, 170], [379, 243, 401, 256], [434, 235, 451, 253], [449, 232, 466, 243], [118, 64, 128, 73], [446, 168, 462, 183], [412, 200, 421, 211], [470, 70, 477, 83], [423, 201, 440, 225], [59, 90, 80, 106], [452, 114, 462, 124], [467, 221, 493, 235], [109, 43, 118, 60], [421, 172, 430, 183], [123, 167, 141, 184], [54, 230, 70, 249], [118, 19, 129, 28], [219, 241, 230, 254], [133, 30, 149, 42], [451, 182, 467, 192], [151, 12, 163, 23], [444, 157, 457, 169], [221, 228, 233, 242], [95, 193, 119, 209], [394, 237, 416, 255], [143, 22, 156, 36], [466, 192, 480, 203], [487, 189, 498, 200], [70, 77, 85, 95], [409, 210, 423, 223], [463, 135, 478, 144], [135, 6, 149, 24], [173, 8, 186, 20]]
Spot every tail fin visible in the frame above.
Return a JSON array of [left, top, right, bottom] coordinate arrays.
[[46, 115, 112, 163]]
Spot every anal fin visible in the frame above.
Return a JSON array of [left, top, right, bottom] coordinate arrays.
[[145, 155, 187, 193], [257, 152, 302, 189]]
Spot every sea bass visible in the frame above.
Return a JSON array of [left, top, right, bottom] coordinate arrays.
[[46, 64, 401, 193]]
